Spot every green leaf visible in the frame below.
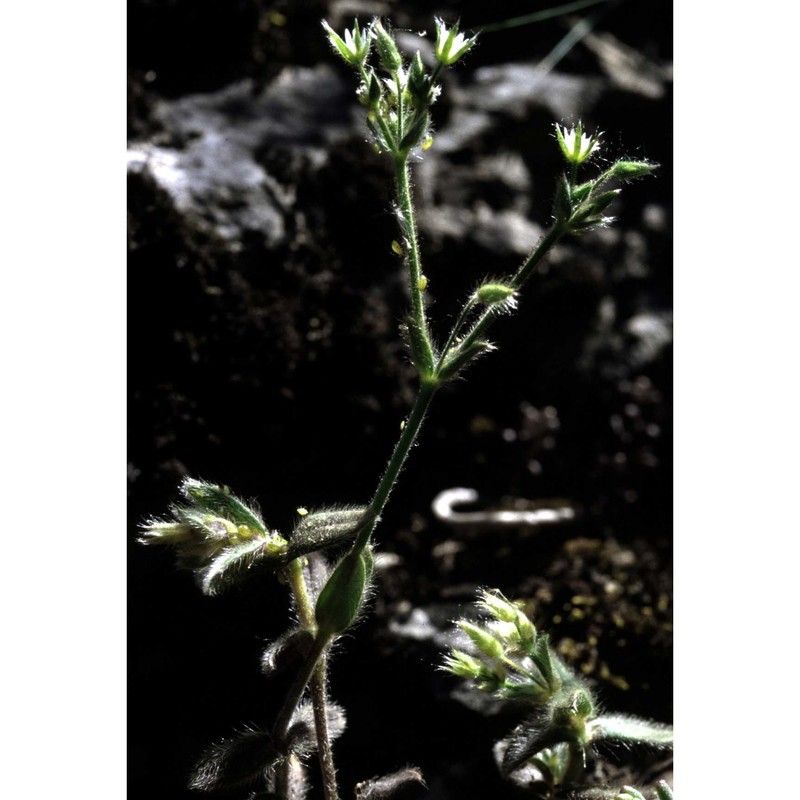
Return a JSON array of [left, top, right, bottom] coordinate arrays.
[[532, 633, 555, 687], [401, 317, 436, 377], [399, 111, 431, 152], [288, 505, 368, 559], [437, 339, 494, 381], [315, 551, 369, 636], [553, 174, 573, 222]]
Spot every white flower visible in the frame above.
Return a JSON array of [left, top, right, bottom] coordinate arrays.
[[434, 18, 477, 66], [322, 19, 370, 66], [555, 123, 601, 165]]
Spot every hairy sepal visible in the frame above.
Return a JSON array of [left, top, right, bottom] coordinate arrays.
[[200, 537, 285, 596]]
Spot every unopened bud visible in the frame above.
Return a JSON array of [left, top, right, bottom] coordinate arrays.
[[372, 21, 403, 72], [442, 649, 484, 679], [475, 283, 516, 308], [610, 160, 656, 180], [458, 620, 504, 660]]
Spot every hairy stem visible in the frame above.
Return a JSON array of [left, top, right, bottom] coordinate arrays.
[[354, 381, 437, 553], [394, 156, 434, 369], [458, 223, 565, 355], [272, 632, 330, 748], [311, 655, 338, 800], [285, 560, 339, 800], [436, 297, 477, 371], [287, 558, 316, 630]]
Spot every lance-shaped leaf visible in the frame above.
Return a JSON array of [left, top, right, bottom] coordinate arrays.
[[200, 535, 287, 596], [437, 339, 495, 381], [180, 478, 267, 534], [528, 743, 571, 787], [189, 725, 279, 792], [315, 550, 369, 636], [285, 700, 347, 757], [588, 714, 674, 750], [261, 627, 314, 678], [400, 316, 436, 377], [531, 633, 557, 690], [355, 766, 426, 799], [288, 505, 369, 560], [501, 715, 579, 777]]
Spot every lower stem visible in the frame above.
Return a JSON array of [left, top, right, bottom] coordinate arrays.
[[311, 655, 338, 800], [285, 560, 339, 800], [272, 633, 329, 749]]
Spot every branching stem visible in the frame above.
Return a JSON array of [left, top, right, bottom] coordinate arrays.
[[458, 223, 565, 355]]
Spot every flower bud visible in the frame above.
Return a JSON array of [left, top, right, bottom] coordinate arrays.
[[442, 649, 484, 679], [478, 589, 518, 622], [609, 160, 657, 180], [475, 283, 517, 310], [458, 620, 504, 660], [372, 21, 403, 72]]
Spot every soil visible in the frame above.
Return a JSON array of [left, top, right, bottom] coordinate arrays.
[[128, 1, 672, 798]]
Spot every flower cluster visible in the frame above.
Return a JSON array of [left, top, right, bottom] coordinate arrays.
[[444, 590, 673, 793], [443, 589, 562, 702], [321, 17, 477, 158], [140, 478, 288, 595], [552, 123, 657, 234]]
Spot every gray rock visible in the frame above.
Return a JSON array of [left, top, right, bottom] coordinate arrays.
[[128, 66, 356, 250]]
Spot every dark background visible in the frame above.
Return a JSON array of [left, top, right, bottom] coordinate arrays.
[[128, 1, 672, 797]]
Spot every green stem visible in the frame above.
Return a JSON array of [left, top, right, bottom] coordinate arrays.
[[436, 297, 476, 371], [354, 381, 438, 553], [285, 560, 338, 800], [458, 223, 565, 355], [394, 157, 434, 370], [287, 558, 316, 630], [310, 655, 338, 800], [272, 632, 330, 749]]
